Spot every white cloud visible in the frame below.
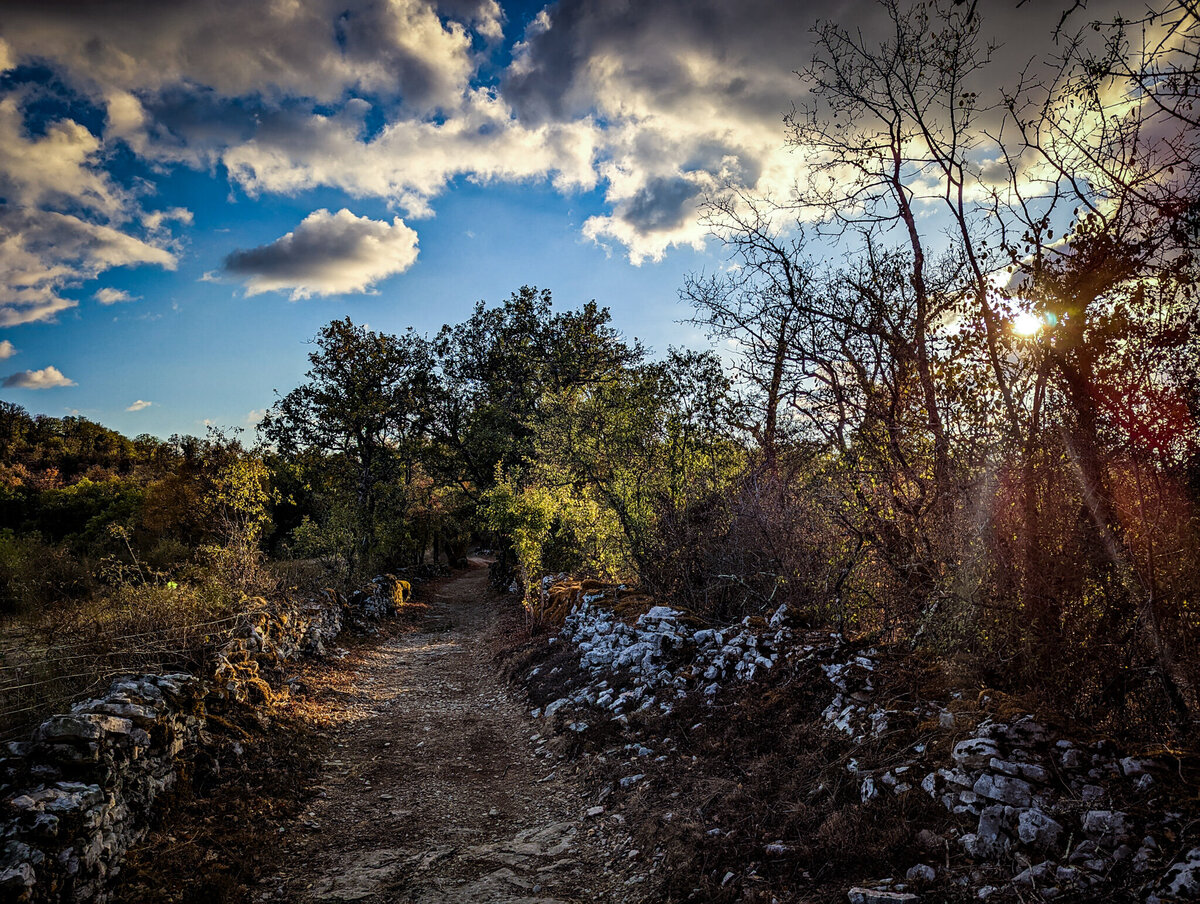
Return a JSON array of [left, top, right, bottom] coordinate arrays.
[[499, 0, 1131, 262], [0, 0, 1138, 275], [0, 208, 176, 326], [95, 288, 140, 305], [221, 208, 420, 299], [0, 1, 491, 116], [0, 95, 132, 219], [0, 93, 179, 326], [220, 91, 599, 218], [141, 207, 194, 234], [3, 366, 76, 389], [126, 399, 153, 411], [0, 340, 15, 359]]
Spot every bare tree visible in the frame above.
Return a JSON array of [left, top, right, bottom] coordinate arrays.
[[992, 0, 1200, 724], [683, 192, 814, 457], [786, 0, 1028, 482]]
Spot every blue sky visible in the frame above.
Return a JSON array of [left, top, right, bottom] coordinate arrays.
[[0, 0, 1121, 439], [10, 170, 710, 439]]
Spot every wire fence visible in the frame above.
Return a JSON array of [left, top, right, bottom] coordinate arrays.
[[0, 608, 251, 744]]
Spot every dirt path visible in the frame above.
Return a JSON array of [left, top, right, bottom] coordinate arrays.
[[263, 560, 633, 904]]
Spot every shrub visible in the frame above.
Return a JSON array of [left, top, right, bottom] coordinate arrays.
[[0, 530, 91, 616]]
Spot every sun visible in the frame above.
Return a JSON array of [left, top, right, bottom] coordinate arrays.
[[1012, 312, 1042, 336]]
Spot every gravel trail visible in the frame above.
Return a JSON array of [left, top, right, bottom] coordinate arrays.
[[269, 560, 632, 904]]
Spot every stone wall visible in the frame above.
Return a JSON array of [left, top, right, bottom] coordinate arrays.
[[537, 591, 1200, 902], [0, 575, 410, 903]]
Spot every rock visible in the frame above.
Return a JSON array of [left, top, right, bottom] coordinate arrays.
[[36, 714, 132, 744], [1055, 865, 1083, 885], [584, 806, 604, 818], [310, 848, 405, 900], [1081, 810, 1133, 845], [915, 830, 943, 851], [1160, 848, 1200, 899], [1017, 808, 1064, 849], [965, 805, 1013, 857], [1118, 756, 1156, 777], [973, 773, 1033, 808], [905, 864, 936, 883], [847, 888, 920, 904], [0, 861, 36, 896], [861, 777, 879, 802], [953, 738, 1001, 769], [961, 832, 1002, 859], [1002, 717, 1048, 744], [1134, 844, 1157, 874], [1012, 861, 1055, 887], [542, 698, 570, 719], [989, 758, 1050, 784], [1068, 840, 1097, 863], [1059, 747, 1087, 770]]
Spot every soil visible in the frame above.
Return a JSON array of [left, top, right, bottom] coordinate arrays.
[[118, 559, 644, 904]]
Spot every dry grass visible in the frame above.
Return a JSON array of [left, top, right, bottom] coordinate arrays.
[[613, 662, 954, 904], [0, 580, 246, 742], [112, 699, 322, 904]]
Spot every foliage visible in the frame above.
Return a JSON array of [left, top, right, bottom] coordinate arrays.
[[261, 317, 435, 573], [483, 474, 624, 601]]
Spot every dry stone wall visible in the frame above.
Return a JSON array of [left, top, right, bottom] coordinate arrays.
[[537, 586, 1200, 902], [0, 575, 410, 904]]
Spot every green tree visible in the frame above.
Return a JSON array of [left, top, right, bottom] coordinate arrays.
[[430, 287, 644, 497], [261, 317, 435, 571]]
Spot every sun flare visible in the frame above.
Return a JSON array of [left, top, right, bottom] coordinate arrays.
[[1012, 312, 1042, 336]]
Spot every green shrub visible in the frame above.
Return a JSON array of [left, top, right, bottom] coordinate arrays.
[[0, 530, 91, 616]]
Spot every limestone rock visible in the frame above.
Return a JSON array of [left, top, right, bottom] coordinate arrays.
[[1017, 808, 1064, 849], [905, 864, 936, 883], [953, 738, 1000, 769], [1161, 848, 1200, 900], [848, 888, 920, 904], [973, 773, 1033, 808], [1081, 810, 1133, 845]]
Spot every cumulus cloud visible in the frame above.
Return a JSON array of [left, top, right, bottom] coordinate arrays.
[[0, 208, 176, 326], [221, 208, 420, 299], [95, 288, 139, 305], [126, 399, 153, 411], [218, 92, 599, 218], [0, 341, 15, 359], [0, 95, 132, 219], [0, 92, 180, 326], [3, 366, 76, 389], [93, 286, 138, 304], [0, 1, 493, 116], [0, 0, 1135, 275], [501, 0, 821, 260]]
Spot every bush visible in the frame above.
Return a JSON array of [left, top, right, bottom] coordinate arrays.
[[0, 530, 91, 616], [287, 515, 353, 562]]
